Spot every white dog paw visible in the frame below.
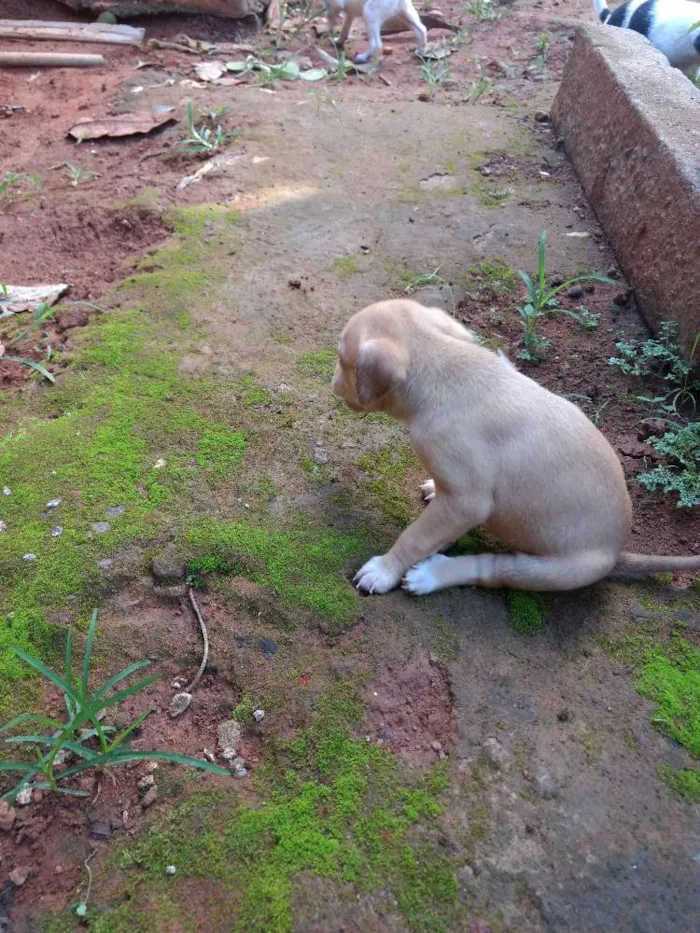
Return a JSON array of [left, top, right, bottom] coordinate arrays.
[[402, 554, 451, 596], [420, 478, 436, 502], [354, 555, 401, 594]]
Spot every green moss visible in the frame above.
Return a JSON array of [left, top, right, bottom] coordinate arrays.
[[168, 203, 242, 238], [184, 518, 364, 626], [78, 684, 461, 933], [332, 255, 359, 278], [603, 633, 699, 758], [197, 426, 248, 475], [297, 349, 337, 379], [506, 592, 548, 635], [468, 259, 516, 297], [357, 447, 418, 526], [658, 765, 700, 803]]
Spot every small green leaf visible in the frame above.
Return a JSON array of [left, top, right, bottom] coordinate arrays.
[[300, 68, 327, 81]]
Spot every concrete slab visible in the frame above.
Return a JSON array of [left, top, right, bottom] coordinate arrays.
[[552, 24, 700, 353]]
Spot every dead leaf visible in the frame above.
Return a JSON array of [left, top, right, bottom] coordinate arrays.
[[0, 284, 69, 317], [194, 60, 226, 82], [68, 110, 177, 141]]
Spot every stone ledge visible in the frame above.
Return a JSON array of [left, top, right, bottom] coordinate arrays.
[[551, 24, 700, 354]]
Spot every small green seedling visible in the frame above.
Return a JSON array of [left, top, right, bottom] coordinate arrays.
[[533, 32, 549, 72], [466, 59, 491, 103], [421, 57, 453, 88], [0, 171, 43, 204], [0, 609, 228, 805], [463, 0, 500, 21], [516, 230, 615, 361], [181, 99, 227, 154], [0, 300, 57, 383], [63, 162, 97, 187]]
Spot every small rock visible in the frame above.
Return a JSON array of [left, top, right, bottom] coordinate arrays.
[[534, 110, 549, 122], [153, 457, 167, 469], [0, 801, 16, 832], [97, 10, 118, 23], [89, 820, 112, 841], [151, 543, 185, 584], [105, 505, 125, 518], [534, 771, 559, 799], [567, 284, 583, 299], [3, 488, 10, 496], [51, 526, 63, 537], [92, 521, 110, 534], [220, 747, 238, 763], [253, 709, 265, 723], [9, 866, 29, 887], [312, 445, 329, 465], [16, 787, 32, 806], [431, 740, 443, 752], [22, 554, 37, 562], [612, 290, 632, 307], [165, 865, 177, 875], [0, 521, 6, 533], [144, 761, 159, 773], [32, 789, 43, 803], [98, 558, 114, 570], [481, 737, 512, 769], [138, 774, 155, 793], [203, 748, 216, 763], [171, 679, 182, 689], [141, 786, 158, 809], [217, 719, 242, 755], [169, 692, 193, 718], [231, 757, 248, 778], [637, 419, 667, 441], [46, 498, 61, 509]]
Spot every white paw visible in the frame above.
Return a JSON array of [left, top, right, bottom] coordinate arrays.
[[402, 554, 451, 596], [354, 555, 401, 594], [420, 478, 436, 502]]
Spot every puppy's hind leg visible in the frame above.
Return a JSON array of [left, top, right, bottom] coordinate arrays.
[[403, 549, 618, 595], [401, 3, 427, 55]]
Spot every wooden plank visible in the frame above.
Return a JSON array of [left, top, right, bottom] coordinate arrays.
[[0, 20, 145, 44], [0, 52, 105, 66]]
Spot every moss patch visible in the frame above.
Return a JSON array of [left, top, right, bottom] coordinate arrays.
[[67, 685, 461, 933], [658, 765, 700, 803], [602, 629, 700, 758], [506, 592, 548, 635], [357, 446, 418, 526], [297, 348, 337, 380], [184, 518, 364, 628], [467, 259, 516, 298]]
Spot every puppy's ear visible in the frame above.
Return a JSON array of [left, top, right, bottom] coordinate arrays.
[[355, 339, 408, 406]]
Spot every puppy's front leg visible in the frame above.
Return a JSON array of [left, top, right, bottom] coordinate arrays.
[[354, 3, 383, 62], [354, 495, 487, 594]]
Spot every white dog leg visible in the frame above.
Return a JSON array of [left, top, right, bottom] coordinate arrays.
[[355, 3, 383, 62], [402, 4, 427, 55]]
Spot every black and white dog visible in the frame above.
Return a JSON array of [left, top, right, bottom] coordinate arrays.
[[594, 0, 700, 77]]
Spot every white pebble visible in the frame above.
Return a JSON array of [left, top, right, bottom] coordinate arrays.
[[16, 787, 32, 806], [153, 458, 166, 470], [253, 709, 265, 723], [46, 498, 61, 509], [23, 553, 37, 562], [165, 865, 177, 875], [51, 526, 63, 537], [0, 521, 6, 534], [3, 488, 10, 496]]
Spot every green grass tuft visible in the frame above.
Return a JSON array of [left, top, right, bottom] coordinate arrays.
[[297, 349, 337, 380], [658, 765, 700, 803]]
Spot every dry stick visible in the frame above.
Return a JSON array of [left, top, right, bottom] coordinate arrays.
[[184, 586, 209, 694], [0, 52, 105, 67], [0, 20, 145, 44]]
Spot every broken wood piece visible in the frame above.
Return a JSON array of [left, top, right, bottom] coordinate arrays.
[[177, 149, 246, 190], [0, 20, 145, 45], [0, 284, 69, 317], [68, 109, 177, 141], [0, 52, 105, 67]]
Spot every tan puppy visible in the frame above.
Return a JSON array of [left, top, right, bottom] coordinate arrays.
[[326, 0, 427, 63], [332, 299, 700, 595]]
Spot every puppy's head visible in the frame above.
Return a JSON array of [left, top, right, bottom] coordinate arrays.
[[332, 302, 411, 413]]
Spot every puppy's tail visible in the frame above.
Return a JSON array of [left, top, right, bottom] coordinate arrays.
[[593, 0, 611, 22], [614, 552, 700, 574]]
